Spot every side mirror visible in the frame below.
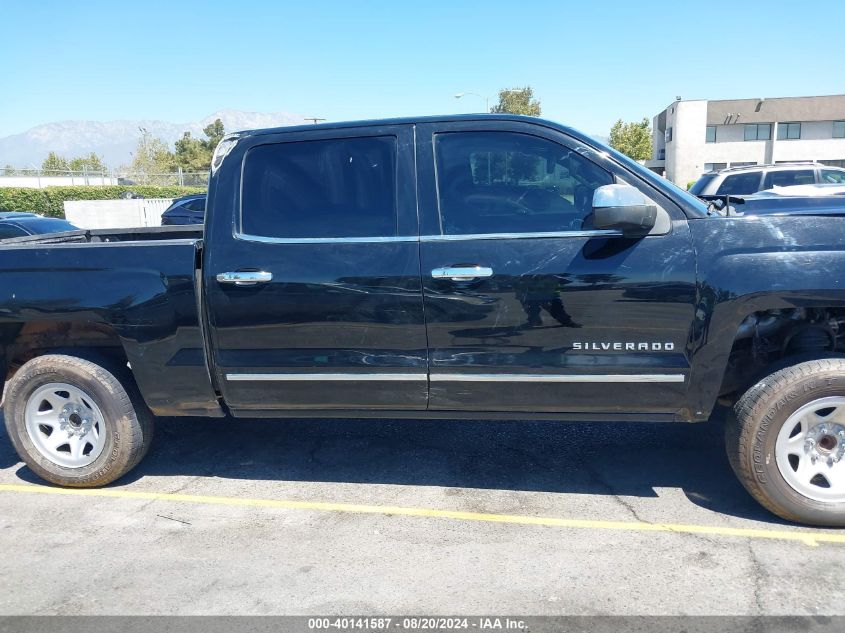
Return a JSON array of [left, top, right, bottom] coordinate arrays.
[[592, 184, 657, 237]]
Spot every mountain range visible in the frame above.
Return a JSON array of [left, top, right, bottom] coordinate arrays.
[[0, 110, 310, 169], [0, 110, 611, 170]]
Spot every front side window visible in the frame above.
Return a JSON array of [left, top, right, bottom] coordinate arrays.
[[434, 131, 613, 235], [744, 124, 772, 141], [241, 136, 397, 239], [834, 121, 845, 139], [777, 122, 802, 140], [763, 169, 814, 189], [715, 172, 762, 195], [821, 169, 845, 184], [705, 126, 716, 143]]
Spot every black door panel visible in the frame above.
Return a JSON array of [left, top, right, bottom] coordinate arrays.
[[204, 124, 428, 411], [416, 121, 697, 413]]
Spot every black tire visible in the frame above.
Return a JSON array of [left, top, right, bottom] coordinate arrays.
[[726, 358, 845, 526], [3, 354, 153, 487]]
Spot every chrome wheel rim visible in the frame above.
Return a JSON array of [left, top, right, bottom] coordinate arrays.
[[775, 396, 845, 503], [24, 383, 107, 468]]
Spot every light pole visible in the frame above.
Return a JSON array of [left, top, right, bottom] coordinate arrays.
[[454, 92, 490, 113]]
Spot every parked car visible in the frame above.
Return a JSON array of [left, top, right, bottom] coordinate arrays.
[[160, 194, 206, 225], [5, 114, 845, 526], [0, 212, 79, 239], [690, 162, 845, 197], [702, 183, 845, 217]]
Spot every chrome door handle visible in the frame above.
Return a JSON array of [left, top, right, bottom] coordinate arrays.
[[431, 266, 493, 281], [216, 271, 273, 286]]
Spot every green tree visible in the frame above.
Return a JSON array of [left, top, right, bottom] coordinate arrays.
[[490, 87, 541, 116], [128, 134, 176, 184], [201, 119, 225, 150], [608, 118, 653, 161], [174, 118, 225, 172], [68, 152, 108, 174], [41, 152, 70, 174]]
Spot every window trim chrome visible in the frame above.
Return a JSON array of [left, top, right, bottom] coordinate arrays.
[[234, 232, 418, 244]]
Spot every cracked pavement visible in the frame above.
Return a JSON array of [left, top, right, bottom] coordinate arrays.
[[0, 412, 844, 615]]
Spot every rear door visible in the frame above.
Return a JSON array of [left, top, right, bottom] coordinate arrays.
[[416, 120, 697, 415], [204, 124, 428, 413]]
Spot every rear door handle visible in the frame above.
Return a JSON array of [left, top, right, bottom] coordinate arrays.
[[431, 266, 493, 281], [216, 271, 273, 286]]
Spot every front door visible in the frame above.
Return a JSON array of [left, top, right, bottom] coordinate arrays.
[[415, 121, 697, 415], [204, 125, 428, 413]]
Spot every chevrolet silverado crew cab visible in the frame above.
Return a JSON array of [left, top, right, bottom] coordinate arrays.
[[2, 115, 845, 526]]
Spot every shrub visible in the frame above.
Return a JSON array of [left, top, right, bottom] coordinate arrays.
[[0, 185, 205, 218], [687, 181, 697, 190]]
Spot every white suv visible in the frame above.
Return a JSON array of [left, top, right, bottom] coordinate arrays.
[[690, 163, 845, 197]]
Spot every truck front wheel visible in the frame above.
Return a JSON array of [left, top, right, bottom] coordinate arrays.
[[726, 359, 845, 526], [3, 354, 153, 487]]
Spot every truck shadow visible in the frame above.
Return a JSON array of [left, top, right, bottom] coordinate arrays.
[[1, 411, 781, 525]]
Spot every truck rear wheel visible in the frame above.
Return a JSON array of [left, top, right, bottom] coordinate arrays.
[[3, 354, 153, 487], [726, 359, 845, 526]]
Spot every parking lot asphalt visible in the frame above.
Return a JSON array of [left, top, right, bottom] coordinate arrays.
[[1, 411, 844, 616]]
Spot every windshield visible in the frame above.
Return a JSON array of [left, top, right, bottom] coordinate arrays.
[[689, 173, 717, 195]]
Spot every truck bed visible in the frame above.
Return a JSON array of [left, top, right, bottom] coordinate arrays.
[[0, 228, 221, 417]]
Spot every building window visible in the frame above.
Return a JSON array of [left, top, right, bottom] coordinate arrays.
[[777, 122, 802, 140], [820, 160, 845, 168], [704, 162, 727, 172], [730, 162, 757, 167], [834, 121, 845, 138], [665, 127, 673, 142], [705, 126, 716, 143], [744, 123, 772, 141], [657, 148, 665, 160]]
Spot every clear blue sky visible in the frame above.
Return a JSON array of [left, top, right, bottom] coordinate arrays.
[[1, 0, 842, 138]]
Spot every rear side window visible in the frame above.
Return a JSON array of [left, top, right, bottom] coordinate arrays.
[[763, 170, 815, 189], [715, 172, 762, 195], [821, 169, 845, 184], [241, 136, 397, 239], [183, 199, 206, 212]]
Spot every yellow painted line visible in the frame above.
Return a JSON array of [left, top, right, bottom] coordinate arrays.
[[0, 482, 842, 547]]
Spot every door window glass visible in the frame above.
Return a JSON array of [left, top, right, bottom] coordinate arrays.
[[715, 172, 762, 195], [763, 170, 815, 189], [821, 169, 845, 184], [242, 136, 397, 238], [434, 131, 612, 234]]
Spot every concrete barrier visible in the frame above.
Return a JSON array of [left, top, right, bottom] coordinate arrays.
[[64, 198, 174, 229]]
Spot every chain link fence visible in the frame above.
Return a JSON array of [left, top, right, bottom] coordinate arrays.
[[0, 167, 209, 189]]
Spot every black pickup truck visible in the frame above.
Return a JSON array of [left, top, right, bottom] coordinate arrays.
[[2, 114, 845, 526]]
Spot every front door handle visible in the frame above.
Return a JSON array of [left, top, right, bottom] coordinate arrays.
[[431, 266, 493, 281], [216, 271, 273, 286]]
